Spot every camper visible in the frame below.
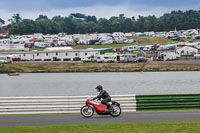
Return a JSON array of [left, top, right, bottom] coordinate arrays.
[[117, 54, 126, 62], [96, 55, 115, 63], [82, 55, 93, 62], [0, 56, 13, 64], [119, 54, 137, 62], [110, 55, 117, 62], [157, 52, 177, 61]]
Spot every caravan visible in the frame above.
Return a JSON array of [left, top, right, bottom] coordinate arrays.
[[0, 56, 13, 64], [96, 54, 117, 63], [117, 54, 137, 62], [157, 52, 177, 61]]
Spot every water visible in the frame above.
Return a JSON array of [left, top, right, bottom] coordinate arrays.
[[0, 72, 200, 97]]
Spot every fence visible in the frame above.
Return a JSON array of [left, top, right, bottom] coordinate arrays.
[[0, 95, 136, 115], [136, 94, 200, 111], [0, 94, 199, 115]]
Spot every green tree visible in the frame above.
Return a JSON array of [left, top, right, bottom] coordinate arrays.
[[111, 19, 121, 32], [86, 16, 97, 23], [22, 19, 35, 34], [136, 15, 145, 32], [35, 19, 52, 34], [0, 18, 5, 25], [9, 22, 25, 35], [36, 15, 48, 21], [0, 18, 5, 31], [121, 18, 133, 32], [8, 13, 22, 24], [144, 15, 158, 31], [119, 14, 125, 19], [86, 21, 97, 33], [97, 18, 112, 33], [6, 9, 200, 35]]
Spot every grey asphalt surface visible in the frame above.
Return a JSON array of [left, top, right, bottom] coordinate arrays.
[[0, 111, 200, 127]]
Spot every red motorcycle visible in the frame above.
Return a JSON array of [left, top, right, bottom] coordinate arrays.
[[81, 98, 121, 118]]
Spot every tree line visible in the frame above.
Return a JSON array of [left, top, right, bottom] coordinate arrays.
[[1, 10, 200, 35]]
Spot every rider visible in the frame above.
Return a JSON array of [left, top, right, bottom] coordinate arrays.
[[92, 85, 111, 110]]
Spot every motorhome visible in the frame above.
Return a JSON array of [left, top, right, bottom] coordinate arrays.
[[0, 56, 12, 64], [82, 55, 92, 62], [117, 54, 137, 62], [96, 54, 116, 63], [157, 52, 177, 61]]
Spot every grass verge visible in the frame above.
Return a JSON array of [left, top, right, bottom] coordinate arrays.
[[1, 61, 200, 73], [72, 37, 177, 49], [0, 122, 200, 133]]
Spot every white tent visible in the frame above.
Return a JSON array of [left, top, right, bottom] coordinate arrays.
[[176, 46, 198, 56]]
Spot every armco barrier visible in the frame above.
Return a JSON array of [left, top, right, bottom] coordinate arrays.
[[1, 94, 199, 114], [0, 95, 136, 115], [136, 94, 200, 111]]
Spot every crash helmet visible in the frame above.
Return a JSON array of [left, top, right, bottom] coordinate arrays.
[[95, 85, 103, 91]]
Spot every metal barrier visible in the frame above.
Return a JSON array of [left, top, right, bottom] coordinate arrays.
[[136, 94, 200, 111], [1, 94, 199, 114], [0, 95, 136, 115]]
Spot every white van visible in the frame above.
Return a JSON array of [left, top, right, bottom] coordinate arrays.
[[82, 55, 92, 62], [157, 52, 177, 61], [0, 56, 12, 64], [97, 55, 114, 63]]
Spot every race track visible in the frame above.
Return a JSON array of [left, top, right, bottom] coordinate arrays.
[[0, 111, 200, 127]]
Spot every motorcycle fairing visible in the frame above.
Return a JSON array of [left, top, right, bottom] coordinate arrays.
[[93, 104, 107, 112], [86, 99, 107, 112]]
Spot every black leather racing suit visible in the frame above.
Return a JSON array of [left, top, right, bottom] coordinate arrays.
[[93, 90, 111, 107]]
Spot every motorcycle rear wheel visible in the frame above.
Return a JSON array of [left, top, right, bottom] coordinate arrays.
[[110, 104, 121, 117], [81, 105, 94, 118]]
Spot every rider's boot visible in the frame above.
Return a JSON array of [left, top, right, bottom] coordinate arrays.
[[105, 104, 110, 112]]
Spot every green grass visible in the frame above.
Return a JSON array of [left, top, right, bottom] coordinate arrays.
[[30, 47, 45, 51], [133, 36, 177, 45], [0, 64, 47, 73], [0, 122, 200, 133], [1, 61, 200, 73], [0, 50, 22, 53], [72, 37, 178, 49], [72, 43, 137, 49]]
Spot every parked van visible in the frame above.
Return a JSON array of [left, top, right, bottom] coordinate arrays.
[[157, 52, 177, 61], [0, 56, 12, 64], [96, 55, 116, 63], [82, 55, 92, 62], [116, 54, 137, 62], [124, 54, 137, 62]]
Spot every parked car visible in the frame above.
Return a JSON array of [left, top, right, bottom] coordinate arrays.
[[136, 57, 148, 63]]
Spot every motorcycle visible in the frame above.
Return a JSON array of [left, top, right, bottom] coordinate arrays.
[[81, 98, 121, 118]]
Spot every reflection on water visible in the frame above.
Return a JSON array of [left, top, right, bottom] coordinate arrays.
[[0, 72, 200, 97]]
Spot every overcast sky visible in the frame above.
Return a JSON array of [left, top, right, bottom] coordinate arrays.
[[0, 0, 200, 24]]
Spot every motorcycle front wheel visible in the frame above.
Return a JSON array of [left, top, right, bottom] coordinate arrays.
[[81, 105, 94, 118], [109, 104, 121, 117]]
